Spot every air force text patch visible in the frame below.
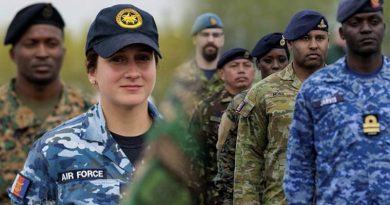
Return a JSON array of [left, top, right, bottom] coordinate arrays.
[[58, 169, 106, 183]]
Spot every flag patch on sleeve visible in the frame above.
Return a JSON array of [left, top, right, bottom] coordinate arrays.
[[11, 173, 31, 199]]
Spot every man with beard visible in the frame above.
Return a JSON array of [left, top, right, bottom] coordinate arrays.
[[189, 48, 255, 204], [160, 13, 224, 120], [234, 10, 329, 205], [284, 0, 390, 204], [0, 3, 93, 203]]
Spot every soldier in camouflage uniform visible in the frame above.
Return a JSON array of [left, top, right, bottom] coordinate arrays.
[[215, 32, 290, 205], [234, 10, 329, 205], [0, 3, 93, 204], [159, 13, 224, 120], [9, 4, 162, 204], [189, 48, 255, 204], [284, 1, 390, 204]]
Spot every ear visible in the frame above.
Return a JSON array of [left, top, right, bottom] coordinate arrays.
[[192, 36, 197, 46], [9, 47, 15, 62], [339, 26, 345, 40], [218, 69, 224, 80], [287, 40, 293, 50]]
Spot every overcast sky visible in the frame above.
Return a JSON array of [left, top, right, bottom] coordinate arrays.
[[0, 0, 188, 34]]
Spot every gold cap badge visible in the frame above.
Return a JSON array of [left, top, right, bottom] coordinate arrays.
[[280, 36, 286, 46], [210, 17, 217, 26], [317, 19, 327, 29], [42, 5, 53, 18], [371, 0, 380, 8], [116, 8, 143, 29]]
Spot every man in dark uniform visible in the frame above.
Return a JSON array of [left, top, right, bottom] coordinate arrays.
[[189, 48, 256, 204], [0, 3, 93, 203]]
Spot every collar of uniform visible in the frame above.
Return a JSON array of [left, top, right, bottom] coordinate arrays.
[[83, 101, 162, 143], [221, 89, 235, 103], [278, 63, 302, 89]]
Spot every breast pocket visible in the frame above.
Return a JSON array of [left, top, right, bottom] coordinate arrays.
[[57, 179, 121, 205]]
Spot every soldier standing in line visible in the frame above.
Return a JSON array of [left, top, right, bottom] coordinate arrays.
[[189, 48, 256, 204], [215, 32, 290, 205], [284, 0, 390, 204], [0, 3, 93, 204], [159, 13, 225, 120], [234, 10, 329, 205], [8, 4, 162, 204]]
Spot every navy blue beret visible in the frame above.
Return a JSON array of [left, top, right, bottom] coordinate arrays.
[[251, 32, 290, 61], [191, 13, 223, 35], [86, 4, 161, 58], [283, 10, 328, 41], [4, 3, 65, 45], [337, 0, 384, 23], [217, 48, 252, 69]]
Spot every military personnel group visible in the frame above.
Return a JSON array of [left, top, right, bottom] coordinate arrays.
[[1, 0, 389, 204]]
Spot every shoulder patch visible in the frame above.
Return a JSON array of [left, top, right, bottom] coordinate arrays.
[[236, 99, 254, 117], [11, 173, 31, 199]]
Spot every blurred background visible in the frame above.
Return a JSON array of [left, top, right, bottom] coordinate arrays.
[[1, 0, 389, 104]]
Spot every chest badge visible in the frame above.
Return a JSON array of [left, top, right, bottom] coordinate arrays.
[[363, 114, 380, 136]]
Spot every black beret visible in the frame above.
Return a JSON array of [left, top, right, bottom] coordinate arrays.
[[217, 48, 252, 69], [86, 4, 161, 58], [4, 3, 65, 45], [283, 10, 328, 41], [337, 0, 384, 23], [251, 32, 290, 61]]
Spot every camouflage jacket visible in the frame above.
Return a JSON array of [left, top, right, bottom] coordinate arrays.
[[234, 63, 301, 205], [189, 88, 234, 204], [0, 79, 92, 203], [284, 56, 390, 204], [215, 90, 248, 205], [8, 102, 160, 205], [160, 60, 223, 119]]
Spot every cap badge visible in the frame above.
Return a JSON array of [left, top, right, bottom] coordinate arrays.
[[210, 17, 217, 26], [363, 114, 380, 136], [317, 19, 327, 29], [371, 0, 380, 8], [244, 51, 250, 59], [42, 5, 54, 18], [116, 8, 143, 29], [280, 36, 286, 46]]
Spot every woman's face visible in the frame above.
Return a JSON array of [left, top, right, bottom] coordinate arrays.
[[88, 44, 156, 108], [257, 48, 289, 79]]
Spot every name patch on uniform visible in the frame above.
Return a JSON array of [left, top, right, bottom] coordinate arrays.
[[11, 173, 31, 199], [312, 95, 344, 108], [58, 169, 106, 183]]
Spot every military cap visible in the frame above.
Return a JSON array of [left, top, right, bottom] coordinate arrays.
[[283, 10, 328, 41], [86, 4, 161, 58], [191, 12, 223, 35], [251, 32, 290, 61], [4, 3, 65, 45], [337, 0, 384, 23], [217, 48, 252, 69]]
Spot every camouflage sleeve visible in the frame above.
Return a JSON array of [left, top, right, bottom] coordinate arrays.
[[283, 91, 315, 204], [216, 112, 233, 152], [8, 140, 56, 204], [233, 88, 267, 205]]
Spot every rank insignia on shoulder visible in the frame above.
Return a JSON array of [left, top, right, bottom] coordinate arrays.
[[11, 173, 31, 199], [312, 95, 344, 108], [235, 100, 246, 113], [363, 114, 380, 136]]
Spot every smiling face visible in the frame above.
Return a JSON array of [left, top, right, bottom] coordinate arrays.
[[11, 24, 65, 86], [289, 30, 329, 71], [340, 11, 385, 57], [88, 44, 156, 109]]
